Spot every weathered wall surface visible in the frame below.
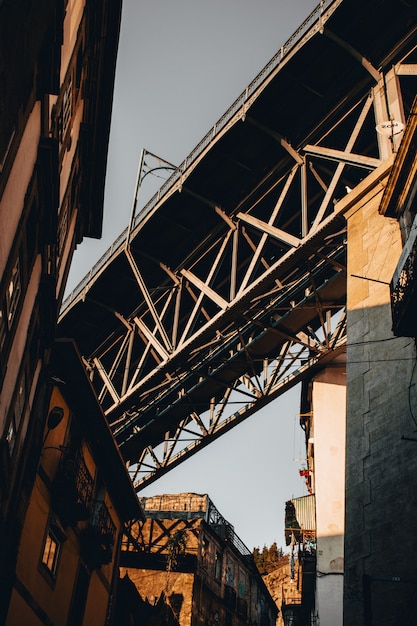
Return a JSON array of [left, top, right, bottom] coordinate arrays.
[[313, 361, 346, 626], [344, 169, 417, 625], [123, 567, 195, 625], [263, 560, 299, 626]]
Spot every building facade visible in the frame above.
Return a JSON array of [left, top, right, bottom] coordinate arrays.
[[280, 84, 417, 624], [285, 358, 346, 626], [0, 0, 122, 621], [287, 146, 417, 626], [5, 339, 144, 626], [120, 493, 279, 626], [343, 100, 417, 625]]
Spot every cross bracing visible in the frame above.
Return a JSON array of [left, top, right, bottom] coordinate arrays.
[[59, 0, 417, 489]]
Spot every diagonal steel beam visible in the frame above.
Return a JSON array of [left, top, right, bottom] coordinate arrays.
[[237, 212, 302, 248], [125, 246, 173, 353], [303, 145, 381, 169]]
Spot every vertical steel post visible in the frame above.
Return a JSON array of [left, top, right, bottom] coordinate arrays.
[[126, 147, 146, 247]]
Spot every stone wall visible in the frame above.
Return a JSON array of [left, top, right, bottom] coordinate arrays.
[[122, 567, 195, 625], [141, 493, 209, 515], [344, 167, 417, 625], [263, 560, 300, 626]]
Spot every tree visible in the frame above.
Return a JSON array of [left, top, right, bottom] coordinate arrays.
[[165, 529, 187, 593], [253, 542, 287, 574]]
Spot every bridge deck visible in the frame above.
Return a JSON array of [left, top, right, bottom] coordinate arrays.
[[58, 0, 417, 487]]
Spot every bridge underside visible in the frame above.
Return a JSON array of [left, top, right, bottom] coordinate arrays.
[[59, 0, 417, 489]]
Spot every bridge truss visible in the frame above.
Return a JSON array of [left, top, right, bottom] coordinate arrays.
[[59, 0, 417, 489]]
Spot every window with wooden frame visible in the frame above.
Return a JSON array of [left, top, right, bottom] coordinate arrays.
[[214, 550, 223, 581], [6, 256, 21, 330], [57, 194, 70, 262], [5, 368, 27, 458], [201, 537, 209, 570], [40, 517, 66, 584], [60, 75, 73, 146], [41, 528, 61, 576], [53, 30, 85, 159], [0, 304, 5, 353]]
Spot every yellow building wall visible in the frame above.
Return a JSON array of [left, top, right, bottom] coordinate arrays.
[[346, 177, 402, 312], [83, 574, 112, 626], [6, 590, 44, 626], [6, 386, 123, 626]]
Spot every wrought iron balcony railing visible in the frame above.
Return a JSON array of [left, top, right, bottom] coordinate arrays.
[[80, 500, 116, 569], [52, 450, 94, 527], [391, 216, 417, 338]]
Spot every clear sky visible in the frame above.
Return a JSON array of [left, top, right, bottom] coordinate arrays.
[[66, 0, 320, 551]]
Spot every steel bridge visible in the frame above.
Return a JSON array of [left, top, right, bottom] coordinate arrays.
[[59, 0, 417, 490]]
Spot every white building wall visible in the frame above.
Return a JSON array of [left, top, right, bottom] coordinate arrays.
[[312, 360, 346, 626]]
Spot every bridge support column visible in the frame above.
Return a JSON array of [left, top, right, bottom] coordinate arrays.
[[343, 161, 417, 626], [373, 67, 405, 159]]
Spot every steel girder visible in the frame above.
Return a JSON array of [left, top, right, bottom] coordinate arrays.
[[59, 0, 417, 489]]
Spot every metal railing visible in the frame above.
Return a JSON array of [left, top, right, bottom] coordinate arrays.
[[61, 0, 340, 313], [223, 523, 252, 559], [90, 500, 116, 545], [391, 213, 417, 336], [53, 450, 94, 522], [206, 497, 253, 558]]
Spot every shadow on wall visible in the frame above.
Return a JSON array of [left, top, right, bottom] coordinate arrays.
[[114, 573, 181, 626], [344, 301, 417, 626]]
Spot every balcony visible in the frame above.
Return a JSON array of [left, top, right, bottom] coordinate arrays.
[[236, 597, 247, 619], [224, 584, 236, 610], [80, 500, 116, 569], [51, 450, 94, 527], [391, 216, 417, 338]]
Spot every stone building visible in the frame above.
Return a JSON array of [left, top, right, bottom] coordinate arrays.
[[120, 493, 279, 626], [343, 98, 417, 625], [287, 97, 417, 625], [0, 0, 123, 621], [285, 130, 417, 626], [282, 494, 316, 626]]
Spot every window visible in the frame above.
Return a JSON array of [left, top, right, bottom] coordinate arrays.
[[6, 421, 15, 456], [214, 551, 222, 580], [57, 196, 69, 260], [41, 526, 62, 578], [14, 373, 26, 430], [201, 538, 209, 569], [5, 371, 27, 458], [75, 44, 83, 91], [60, 76, 73, 145], [237, 597, 248, 619], [238, 567, 247, 597], [6, 257, 21, 329], [0, 306, 5, 351], [0, 255, 23, 382], [40, 517, 66, 584]]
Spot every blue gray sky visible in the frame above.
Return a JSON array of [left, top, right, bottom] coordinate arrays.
[[66, 0, 320, 551]]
